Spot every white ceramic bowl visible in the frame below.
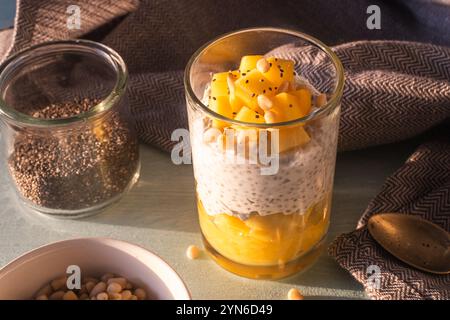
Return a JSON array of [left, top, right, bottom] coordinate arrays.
[[0, 238, 190, 300]]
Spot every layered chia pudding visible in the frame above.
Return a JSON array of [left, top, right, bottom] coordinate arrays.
[[185, 29, 343, 279]]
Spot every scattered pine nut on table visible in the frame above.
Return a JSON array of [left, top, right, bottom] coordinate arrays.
[[186, 245, 202, 260], [287, 288, 304, 300]]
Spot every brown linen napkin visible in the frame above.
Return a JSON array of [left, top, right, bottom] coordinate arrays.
[[1, 0, 449, 300], [329, 125, 450, 300]]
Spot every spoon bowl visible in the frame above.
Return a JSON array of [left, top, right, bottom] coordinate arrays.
[[368, 213, 450, 274]]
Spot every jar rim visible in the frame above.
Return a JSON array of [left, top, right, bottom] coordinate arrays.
[[184, 27, 345, 128], [0, 39, 128, 127]]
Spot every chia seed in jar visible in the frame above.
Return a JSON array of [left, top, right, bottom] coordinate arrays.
[[8, 97, 139, 211]]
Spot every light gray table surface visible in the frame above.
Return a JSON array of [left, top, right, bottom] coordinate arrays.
[[0, 137, 418, 300]]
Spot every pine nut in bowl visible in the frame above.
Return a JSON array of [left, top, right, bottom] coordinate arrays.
[[0, 238, 190, 300]]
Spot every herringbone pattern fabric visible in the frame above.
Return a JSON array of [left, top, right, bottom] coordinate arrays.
[[329, 133, 450, 300], [0, 0, 449, 300], [336, 41, 450, 151]]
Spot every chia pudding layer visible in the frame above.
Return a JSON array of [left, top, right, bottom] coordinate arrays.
[[191, 78, 339, 219]]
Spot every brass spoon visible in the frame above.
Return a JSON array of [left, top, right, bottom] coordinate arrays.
[[368, 213, 450, 274]]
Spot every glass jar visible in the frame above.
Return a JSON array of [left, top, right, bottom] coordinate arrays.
[[185, 28, 344, 279], [0, 40, 140, 218]]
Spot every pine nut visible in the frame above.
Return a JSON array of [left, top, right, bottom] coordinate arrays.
[[85, 281, 96, 293], [49, 291, 65, 300], [203, 127, 221, 143], [107, 277, 127, 289], [256, 58, 270, 73], [186, 245, 201, 260], [296, 83, 309, 90], [96, 292, 108, 300], [264, 111, 277, 124], [316, 93, 327, 108], [288, 80, 304, 91], [277, 81, 289, 94], [35, 273, 149, 301], [257, 94, 273, 111], [287, 288, 304, 300], [89, 281, 107, 298], [121, 290, 132, 300], [108, 292, 122, 300], [101, 273, 115, 282], [107, 282, 122, 294], [50, 276, 67, 291], [134, 288, 147, 300], [79, 293, 89, 300], [63, 291, 78, 300], [36, 284, 52, 297]]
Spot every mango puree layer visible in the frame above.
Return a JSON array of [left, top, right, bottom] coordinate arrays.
[[198, 196, 330, 266]]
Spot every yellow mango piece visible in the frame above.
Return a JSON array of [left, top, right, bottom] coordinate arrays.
[[210, 71, 239, 98], [214, 214, 250, 236], [209, 96, 232, 128], [230, 95, 243, 114], [245, 214, 287, 231], [248, 228, 279, 243], [239, 55, 264, 74], [212, 70, 239, 82], [210, 71, 242, 113], [271, 93, 308, 121], [210, 78, 229, 97], [269, 126, 311, 153], [234, 106, 264, 124], [234, 70, 276, 111], [262, 57, 294, 87], [291, 88, 312, 116]]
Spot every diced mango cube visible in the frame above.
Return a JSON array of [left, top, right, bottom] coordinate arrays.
[[291, 88, 312, 116], [269, 126, 311, 153], [212, 70, 239, 83], [210, 71, 239, 98], [209, 71, 242, 116], [209, 96, 232, 129], [271, 93, 308, 121], [234, 70, 275, 111], [261, 57, 294, 87], [239, 55, 264, 75], [229, 95, 243, 114], [234, 106, 264, 124], [211, 78, 229, 97]]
